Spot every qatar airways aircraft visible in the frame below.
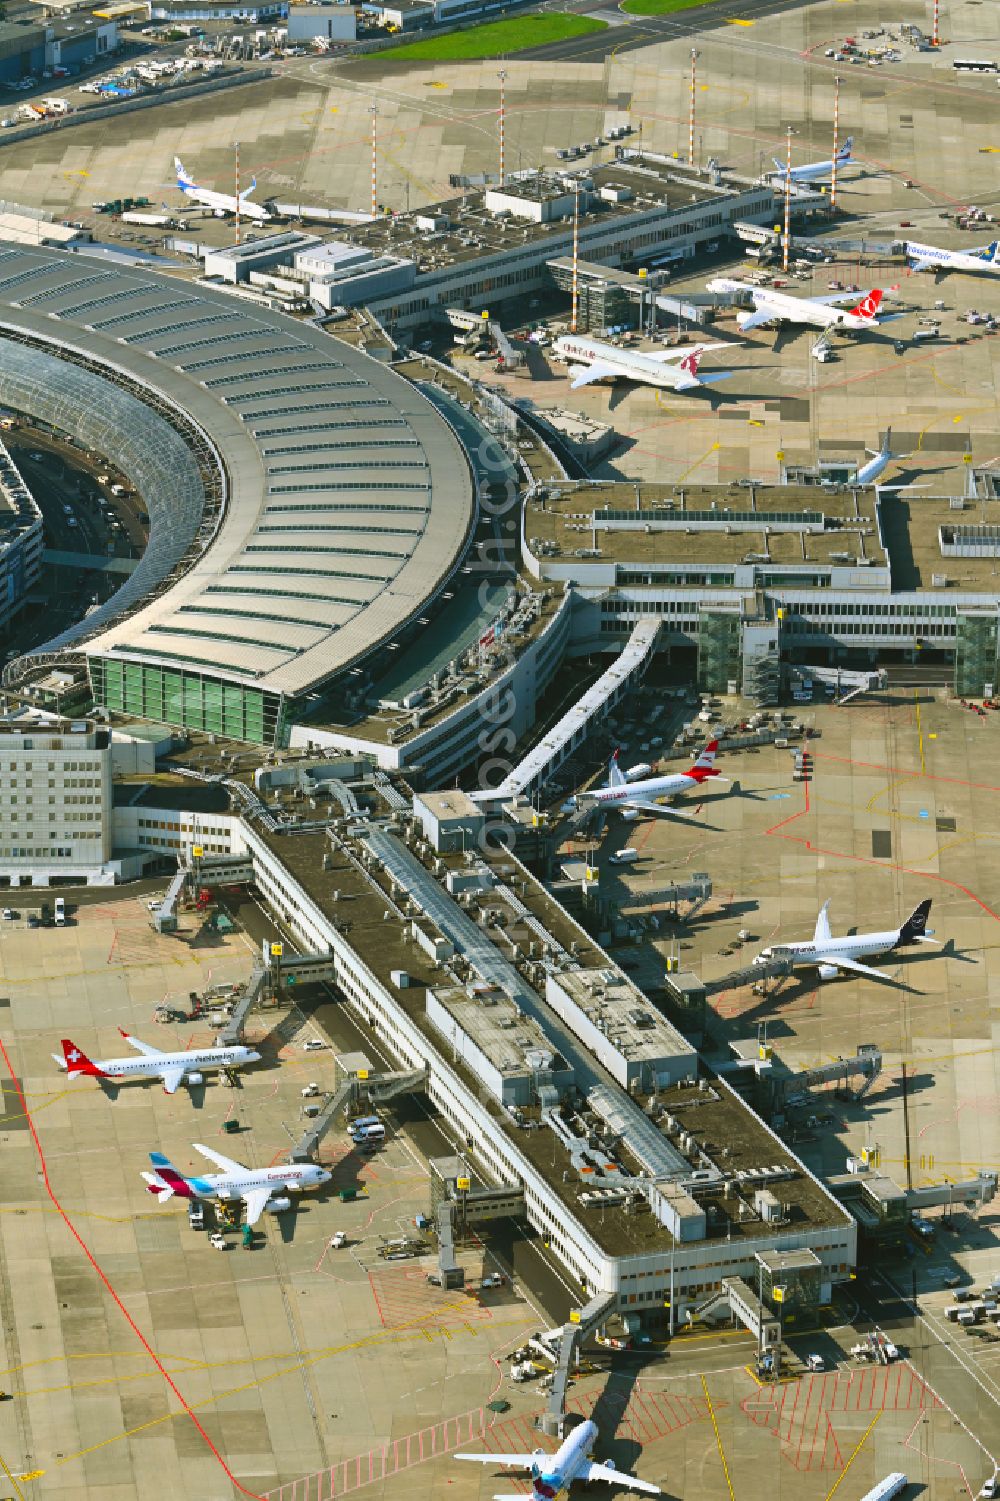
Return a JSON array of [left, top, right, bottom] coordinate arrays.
[[551, 334, 734, 393]]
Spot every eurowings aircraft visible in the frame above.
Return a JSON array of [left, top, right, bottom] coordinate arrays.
[[142, 1144, 330, 1224], [174, 156, 272, 222], [53, 1032, 260, 1094], [456, 1417, 660, 1501], [552, 334, 734, 392], [754, 899, 935, 980]]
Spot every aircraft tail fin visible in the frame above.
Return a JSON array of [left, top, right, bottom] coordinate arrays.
[[837, 135, 854, 159], [60, 1039, 105, 1077], [849, 288, 883, 321], [144, 1151, 196, 1201], [239, 176, 258, 201], [608, 750, 626, 788], [897, 898, 932, 946], [973, 239, 1000, 262], [686, 739, 721, 780], [174, 156, 195, 189]]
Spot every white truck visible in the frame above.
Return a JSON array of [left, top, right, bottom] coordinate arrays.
[[120, 212, 174, 228]]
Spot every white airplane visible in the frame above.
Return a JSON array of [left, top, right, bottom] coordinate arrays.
[[770, 136, 854, 183], [53, 1031, 260, 1094], [551, 334, 734, 393], [174, 156, 272, 223], [754, 898, 934, 980], [706, 281, 891, 334], [585, 740, 725, 820], [904, 239, 1000, 276], [142, 1144, 331, 1225], [854, 428, 910, 486], [456, 1417, 660, 1501]]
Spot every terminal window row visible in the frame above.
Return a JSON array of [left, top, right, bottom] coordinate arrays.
[[2, 847, 76, 859], [253, 531, 408, 558], [234, 559, 385, 581], [145, 312, 243, 341], [182, 345, 305, 373], [245, 398, 373, 421], [61, 288, 183, 319], [268, 461, 427, 477], [150, 325, 287, 357], [91, 296, 200, 331], [204, 360, 343, 388], [178, 604, 332, 632], [207, 584, 361, 607], [262, 509, 425, 528], [267, 481, 429, 495], [146, 624, 292, 653], [261, 436, 414, 457], [249, 402, 392, 433], [231, 380, 366, 408], [21, 272, 111, 306]]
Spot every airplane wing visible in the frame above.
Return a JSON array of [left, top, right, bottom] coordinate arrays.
[[580, 1463, 660, 1494], [454, 1454, 535, 1471], [242, 1186, 272, 1227], [119, 1030, 164, 1058], [619, 799, 696, 819], [159, 1065, 187, 1096], [737, 309, 779, 332], [813, 900, 832, 946], [818, 954, 888, 980], [569, 362, 619, 389], [193, 1142, 246, 1174], [647, 342, 727, 363], [907, 256, 935, 273]]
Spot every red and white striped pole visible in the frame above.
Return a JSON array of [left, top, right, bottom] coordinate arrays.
[[571, 186, 579, 333], [688, 49, 698, 166], [234, 138, 241, 245], [497, 68, 506, 186], [830, 75, 841, 213], [370, 101, 378, 218], [783, 126, 793, 272], [931, 0, 939, 46]]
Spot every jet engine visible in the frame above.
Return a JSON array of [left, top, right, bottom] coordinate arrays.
[[184, 1072, 204, 1086], [266, 1196, 293, 1214], [818, 963, 839, 980]]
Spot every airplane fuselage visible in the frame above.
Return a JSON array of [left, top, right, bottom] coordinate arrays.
[[747, 290, 873, 331], [552, 335, 725, 390], [68, 1046, 256, 1081], [905, 240, 1000, 275], [756, 929, 898, 969], [590, 770, 700, 806], [192, 1164, 326, 1201]]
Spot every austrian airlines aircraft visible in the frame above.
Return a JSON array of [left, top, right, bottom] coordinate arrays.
[[551, 334, 734, 393], [142, 1145, 330, 1225], [53, 1032, 260, 1094], [904, 239, 1000, 276], [456, 1417, 660, 1501], [586, 741, 725, 820], [754, 898, 935, 980], [771, 136, 854, 182], [719, 284, 889, 334], [174, 156, 272, 223]]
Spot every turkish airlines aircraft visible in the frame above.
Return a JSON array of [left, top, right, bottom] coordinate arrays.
[[721, 284, 889, 334], [456, 1417, 660, 1501], [904, 239, 1000, 276], [754, 899, 935, 980], [586, 741, 725, 820], [53, 1032, 260, 1094], [771, 136, 854, 182], [174, 156, 272, 223], [142, 1144, 330, 1225], [551, 334, 734, 392]]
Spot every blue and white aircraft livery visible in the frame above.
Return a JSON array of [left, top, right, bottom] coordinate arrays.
[[904, 239, 1000, 276], [771, 136, 854, 182], [754, 899, 935, 980], [174, 156, 272, 223], [456, 1418, 660, 1501]]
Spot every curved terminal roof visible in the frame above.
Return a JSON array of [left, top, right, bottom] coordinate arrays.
[[0, 244, 476, 697]]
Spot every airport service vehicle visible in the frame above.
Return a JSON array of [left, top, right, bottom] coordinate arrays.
[[805, 1353, 825, 1371], [54, 1032, 261, 1094], [209, 1232, 228, 1250], [609, 847, 639, 865], [904, 239, 1000, 276], [551, 334, 734, 393], [54, 896, 65, 926], [142, 1144, 331, 1226], [174, 156, 271, 223], [754, 898, 934, 980], [456, 1417, 660, 1501], [586, 741, 725, 821], [330, 1230, 347, 1249], [770, 136, 854, 182], [707, 281, 892, 335], [858, 1475, 907, 1501]]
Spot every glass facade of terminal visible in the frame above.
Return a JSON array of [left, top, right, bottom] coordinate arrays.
[[90, 657, 286, 747]]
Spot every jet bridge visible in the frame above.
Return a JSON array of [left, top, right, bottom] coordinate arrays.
[[289, 1065, 428, 1163], [538, 1291, 618, 1437], [768, 1044, 883, 1112], [687, 1277, 781, 1371]]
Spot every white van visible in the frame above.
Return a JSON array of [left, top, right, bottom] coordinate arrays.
[[610, 848, 639, 866], [54, 896, 65, 926], [352, 1122, 386, 1144]]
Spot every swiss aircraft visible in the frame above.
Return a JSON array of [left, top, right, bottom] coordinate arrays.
[[551, 334, 734, 393], [585, 741, 725, 820], [904, 239, 1000, 276], [770, 136, 855, 183], [174, 156, 272, 223], [456, 1417, 660, 1501], [706, 280, 891, 334], [754, 899, 935, 980], [142, 1144, 330, 1224], [53, 1032, 260, 1094]]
